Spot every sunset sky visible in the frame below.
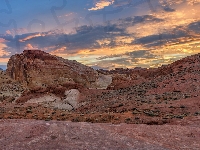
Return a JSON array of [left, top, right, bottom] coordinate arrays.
[[0, 0, 200, 70]]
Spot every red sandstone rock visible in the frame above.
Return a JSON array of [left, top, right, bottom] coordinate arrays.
[[6, 50, 98, 89]]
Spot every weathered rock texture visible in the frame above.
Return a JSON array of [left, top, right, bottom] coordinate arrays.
[[0, 119, 200, 150], [91, 74, 112, 89], [2, 51, 200, 125], [6, 50, 98, 89], [0, 70, 25, 102], [26, 89, 80, 111]]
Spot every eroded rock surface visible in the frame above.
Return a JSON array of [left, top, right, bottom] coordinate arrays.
[[25, 89, 80, 111], [6, 50, 98, 89], [0, 70, 25, 102], [2, 51, 200, 125], [91, 74, 112, 89], [0, 119, 200, 150]]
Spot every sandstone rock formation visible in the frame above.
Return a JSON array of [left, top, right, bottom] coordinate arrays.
[[2, 51, 200, 124], [6, 50, 99, 89], [5, 50, 112, 109]]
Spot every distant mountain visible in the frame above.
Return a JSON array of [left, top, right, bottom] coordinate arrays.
[[0, 65, 6, 70], [0, 68, 3, 70]]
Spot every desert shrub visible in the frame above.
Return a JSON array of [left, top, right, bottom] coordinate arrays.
[[62, 83, 84, 91], [16, 95, 35, 103], [47, 86, 67, 97], [30, 87, 46, 93]]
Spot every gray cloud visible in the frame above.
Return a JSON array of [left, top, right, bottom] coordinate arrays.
[[188, 21, 200, 33], [163, 6, 175, 12], [119, 15, 164, 26], [0, 23, 128, 56], [134, 24, 194, 47], [97, 50, 156, 64]]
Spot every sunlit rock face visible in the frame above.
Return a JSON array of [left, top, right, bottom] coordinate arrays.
[[6, 50, 99, 89]]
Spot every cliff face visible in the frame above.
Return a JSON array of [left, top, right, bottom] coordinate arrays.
[[6, 50, 98, 89]]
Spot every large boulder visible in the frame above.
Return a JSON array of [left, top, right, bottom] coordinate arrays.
[[25, 89, 80, 111], [6, 50, 99, 89]]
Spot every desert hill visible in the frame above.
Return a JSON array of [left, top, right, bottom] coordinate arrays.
[[0, 50, 199, 125]]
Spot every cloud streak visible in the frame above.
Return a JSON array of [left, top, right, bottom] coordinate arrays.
[[88, 0, 115, 11]]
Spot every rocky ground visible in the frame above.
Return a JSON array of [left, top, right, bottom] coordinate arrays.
[[0, 118, 200, 150], [0, 94, 200, 125]]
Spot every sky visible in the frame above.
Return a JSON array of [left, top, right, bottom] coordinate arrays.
[[0, 0, 200, 70]]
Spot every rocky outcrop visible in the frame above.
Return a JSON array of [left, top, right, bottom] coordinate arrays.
[[6, 50, 99, 89], [5, 50, 112, 109]]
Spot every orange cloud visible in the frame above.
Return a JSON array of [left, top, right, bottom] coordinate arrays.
[[0, 38, 10, 57], [50, 47, 67, 55], [89, 0, 114, 11], [0, 50, 9, 57], [25, 44, 34, 49], [0, 58, 9, 64], [187, 0, 200, 5], [19, 33, 45, 42]]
